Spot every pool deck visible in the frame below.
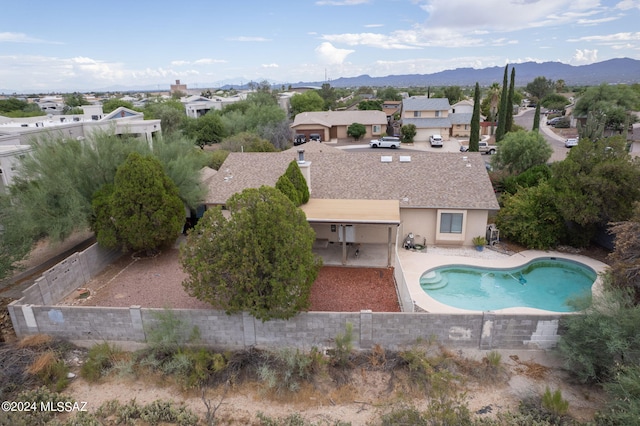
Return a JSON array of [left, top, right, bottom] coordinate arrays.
[[396, 246, 610, 314]]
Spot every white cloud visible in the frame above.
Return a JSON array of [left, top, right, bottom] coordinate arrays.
[[571, 49, 598, 63], [0, 32, 62, 44], [568, 32, 640, 43], [194, 58, 227, 65], [261, 63, 279, 68], [322, 32, 421, 49], [315, 42, 354, 65], [171, 60, 189, 66], [616, 0, 640, 10]]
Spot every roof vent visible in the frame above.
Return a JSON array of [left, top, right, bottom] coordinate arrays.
[[381, 156, 392, 163], [399, 155, 411, 162]]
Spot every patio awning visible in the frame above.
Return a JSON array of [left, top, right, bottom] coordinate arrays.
[[300, 198, 400, 224]]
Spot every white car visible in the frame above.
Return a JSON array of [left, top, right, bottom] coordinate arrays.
[[565, 138, 579, 148], [369, 136, 400, 149], [429, 134, 443, 147]]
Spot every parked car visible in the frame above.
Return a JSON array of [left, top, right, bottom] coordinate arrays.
[[459, 141, 497, 155], [565, 138, 579, 148], [429, 134, 443, 147], [369, 136, 400, 149], [546, 117, 563, 126], [294, 134, 306, 146], [309, 133, 322, 142]]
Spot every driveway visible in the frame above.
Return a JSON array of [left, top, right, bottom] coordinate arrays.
[[514, 108, 571, 163]]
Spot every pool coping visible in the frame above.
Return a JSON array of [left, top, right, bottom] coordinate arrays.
[[397, 248, 609, 314]]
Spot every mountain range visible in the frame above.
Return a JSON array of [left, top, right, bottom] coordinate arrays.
[[291, 57, 640, 89]]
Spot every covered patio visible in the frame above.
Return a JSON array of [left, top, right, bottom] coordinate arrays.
[[301, 198, 400, 267]]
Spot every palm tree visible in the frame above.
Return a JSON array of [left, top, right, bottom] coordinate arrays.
[[487, 83, 501, 135]]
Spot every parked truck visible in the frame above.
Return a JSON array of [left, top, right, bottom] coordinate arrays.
[[460, 141, 497, 155]]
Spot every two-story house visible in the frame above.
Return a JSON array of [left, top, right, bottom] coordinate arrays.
[[400, 97, 451, 142]]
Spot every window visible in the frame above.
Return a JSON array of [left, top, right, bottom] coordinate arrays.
[[435, 110, 441, 117], [413, 111, 421, 118], [372, 124, 381, 134], [440, 213, 463, 233]]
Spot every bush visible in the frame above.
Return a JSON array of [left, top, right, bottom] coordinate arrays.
[[81, 342, 127, 382]]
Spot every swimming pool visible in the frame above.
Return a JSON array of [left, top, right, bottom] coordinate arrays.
[[419, 258, 597, 312]]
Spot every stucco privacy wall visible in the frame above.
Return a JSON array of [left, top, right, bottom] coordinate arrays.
[[9, 242, 564, 350]]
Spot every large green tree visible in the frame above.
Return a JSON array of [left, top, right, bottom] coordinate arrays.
[[400, 124, 417, 143], [182, 111, 226, 147], [495, 181, 565, 249], [5, 132, 205, 245], [0, 194, 33, 280], [551, 135, 640, 245], [492, 130, 552, 174], [526, 76, 555, 102], [180, 186, 322, 321], [92, 152, 185, 254], [469, 82, 481, 152], [443, 86, 464, 105], [290, 91, 325, 116], [505, 67, 516, 133], [574, 83, 640, 131], [347, 123, 366, 140]]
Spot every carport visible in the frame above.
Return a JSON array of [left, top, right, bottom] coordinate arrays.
[[301, 199, 401, 266]]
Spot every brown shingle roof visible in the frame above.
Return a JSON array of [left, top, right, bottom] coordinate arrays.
[[206, 149, 499, 211]]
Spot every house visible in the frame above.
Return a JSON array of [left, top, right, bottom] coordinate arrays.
[[291, 110, 388, 143], [0, 145, 31, 194], [0, 105, 161, 189], [182, 94, 247, 118], [400, 97, 452, 142], [449, 113, 473, 138], [451, 99, 474, 114], [204, 142, 499, 264]]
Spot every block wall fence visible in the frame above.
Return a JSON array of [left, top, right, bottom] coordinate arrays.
[[9, 243, 565, 351]]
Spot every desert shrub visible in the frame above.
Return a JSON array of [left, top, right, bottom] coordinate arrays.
[[258, 347, 318, 395], [91, 398, 199, 426], [595, 364, 640, 425], [0, 386, 74, 426], [541, 387, 569, 416], [329, 322, 354, 368], [256, 411, 350, 425], [80, 342, 127, 382]]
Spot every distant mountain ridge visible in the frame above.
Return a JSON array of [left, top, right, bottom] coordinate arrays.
[[299, 58, 640, 88]]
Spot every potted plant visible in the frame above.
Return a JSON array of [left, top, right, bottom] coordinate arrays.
[[472, 236, 487, 251]]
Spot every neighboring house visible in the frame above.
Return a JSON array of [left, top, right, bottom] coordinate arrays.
[[182, 94, 247, 118], [291, 110, 388, 143], [0, 105, 161, 188], [204, 142, 499, 264], [400, 97, 452, 142], [449, 113, 473, 138], [630, 123, 640, 158], [0, 145, 31, 194], [382, 100, 401, 119], [451, 99, 474, 114]]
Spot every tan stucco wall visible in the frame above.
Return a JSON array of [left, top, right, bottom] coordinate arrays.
[[400, 207, 490, 247]]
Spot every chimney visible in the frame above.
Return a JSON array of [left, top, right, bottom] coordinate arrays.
[[176, 79, 181, 85], [296, 149, 311, 193]]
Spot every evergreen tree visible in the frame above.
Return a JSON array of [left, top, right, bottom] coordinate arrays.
[[92, 152, 185, 254], [282, 160, 309, 205], [495, 65, 509, 143], [469, 82, 481, 152], [532, 104, 541, 131], [180, 186, 322, 321], [505, 67, 516, 133]]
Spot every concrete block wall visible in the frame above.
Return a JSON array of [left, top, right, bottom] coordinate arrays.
[[9, 300, 565, 351], [18, 243, 120, 306]]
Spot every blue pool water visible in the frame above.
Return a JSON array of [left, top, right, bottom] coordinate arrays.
[[419, 258, 596, 312]]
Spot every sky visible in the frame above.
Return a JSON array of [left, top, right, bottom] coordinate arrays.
[[1, 0, 639, 93]]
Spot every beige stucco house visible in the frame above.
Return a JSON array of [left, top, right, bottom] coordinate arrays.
[[204, 142, 499, 264], [291, 110, 388, 143], [400, 97, 452, 142]]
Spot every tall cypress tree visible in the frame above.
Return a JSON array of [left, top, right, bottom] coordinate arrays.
[[505, 67, 516, 133], [532, 104, 541, 131], [469, 82, 481, 152], [495, 65, 509, 143]]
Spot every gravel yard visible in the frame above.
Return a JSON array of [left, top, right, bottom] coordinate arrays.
[[64, 247, 400, 312]]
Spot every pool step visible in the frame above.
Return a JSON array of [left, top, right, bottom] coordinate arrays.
[[420, 271, 448, 290]]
